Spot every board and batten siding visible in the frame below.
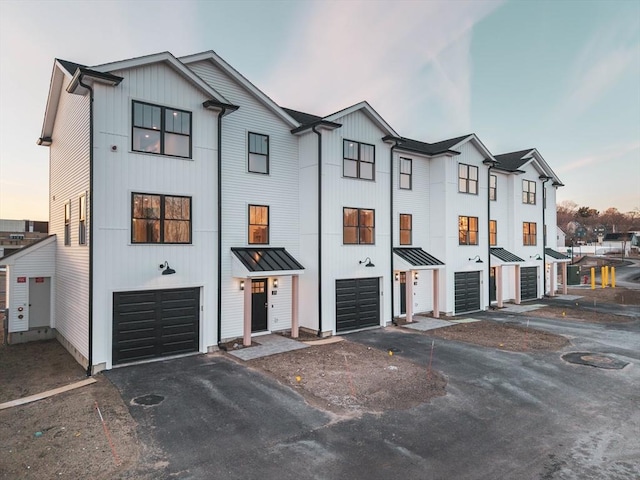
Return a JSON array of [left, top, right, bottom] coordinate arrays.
[[90, 62, 220, 368], [187, 60, 300, 340], [315, 109, 392, 333], [49, 74, 91, 359]]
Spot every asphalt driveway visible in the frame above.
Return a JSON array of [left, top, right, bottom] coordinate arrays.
[[106, 304, 640, 480]]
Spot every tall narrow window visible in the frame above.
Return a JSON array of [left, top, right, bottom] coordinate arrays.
[[132, 101, 191, 158], [400, 214, 412, 245], [248, 205, 269, 244], [343, 207, 375, 244], [458, 164, 478, 194], [523, 222, 537, 245], [458, 216, 478, 245], [522, 180, 536, 204], [489, 174, 497, 201], [399, 158, 412, 189], [489, 220, 497, 246], [343, 140, 375, 180], [248, 133, 269, 174], [132, 193, 191, 244], [78, 194, 86, 245], [64, 202, 71, 246]]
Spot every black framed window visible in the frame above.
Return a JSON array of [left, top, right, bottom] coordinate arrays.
[[522, 180, 536, 204], [399, 158, 412, 189], [64, 202, 70, 246], [78, 194, 86, 245], [458, 216, 478, 245], [458, 163, 478, 194], [248, 205, 269, 244], [132, 193, 191, 244], [523, 222, 537, 245], [248, 132, 269, 174], [400, 214, 412, 245], [343, 207, 375, 244], [489, 174, 497, 201], [343, 140, 375, 180], [132, 101, 191, 158], [490, 220, 497, 246]]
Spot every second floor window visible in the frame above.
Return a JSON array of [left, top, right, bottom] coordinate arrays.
[[523, 222, 537, 245], [400, 214, 412, 245], [132, 101, 191, 158], [458, 164, 478, 194], [344, 207, 375, 244], [489, 174, 497, 201], [399, 158, 412, 189], [78, 195, 86, 245], [64, 202, 71, 246], [248, 133, 269, 174], [344, 140, 375, 180], [132, 193, 191, 244], [248, 205, 269, 244], [523, 180, 536, 204], [459, 216, 478, 245], [490, 220, 497, 246]]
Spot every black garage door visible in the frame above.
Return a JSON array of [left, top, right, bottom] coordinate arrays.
[[336, 278, 380, 333], [521, 267, 538, 301], [454, 271, 481, 314], [113, 287, 199, 365]]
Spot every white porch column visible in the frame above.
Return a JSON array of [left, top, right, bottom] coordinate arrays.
[[515, 265, 521, 305], [432, 269, 440, 318], [243, 278, 252, 346], [549, 262, 556, 296], [496, 266, 503, 308], [561, 262, 568, 294], [291, 275, 299, 339], [406, 270, 414, 323]]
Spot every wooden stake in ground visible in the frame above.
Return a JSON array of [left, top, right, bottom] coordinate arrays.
[[522, 319, 530, 351], [342, 353, 357, 398], [95, 401, 121, 466], [427, 340, 435, 378]]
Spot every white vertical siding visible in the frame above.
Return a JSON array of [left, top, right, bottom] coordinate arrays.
[[188, 60, 300, 340], [49, 74, 91, 358]]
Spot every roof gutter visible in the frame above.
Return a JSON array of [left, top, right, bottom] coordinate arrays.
[[484, 159, 498, 308], [312, 125, 323, 336], [384, 136, 403, 325], [540, 175, 552, 297]]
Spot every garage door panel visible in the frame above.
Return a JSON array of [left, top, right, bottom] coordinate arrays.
[[113, 287, 199, 365], [455, 271, 481, 314], [521, 267, 538, 300], [336, 278, 380, 333]]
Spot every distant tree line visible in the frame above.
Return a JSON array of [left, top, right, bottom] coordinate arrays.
[[557, 201, 639, 244]]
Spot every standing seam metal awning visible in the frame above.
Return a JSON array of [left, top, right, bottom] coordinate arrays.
[[231, 247, 305, 276], [545, 248, 571, 262], [393, 247, 444, 269], [490, 247, 525, 265]]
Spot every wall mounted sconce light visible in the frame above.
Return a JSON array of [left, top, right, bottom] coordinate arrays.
[[530, 254, 542, 260], [359, 257, 375, 267], [240, 280, 245, 291], [469, 255, 483, 264], [273, 278, 279, 289], [395, 272, 399, 281], [159, 261, 176, 275], [414, 271, 419, 280]]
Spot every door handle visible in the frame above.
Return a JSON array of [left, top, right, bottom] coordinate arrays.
[[264, 303, 268, 308]]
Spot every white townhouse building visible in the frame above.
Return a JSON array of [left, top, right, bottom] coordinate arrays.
[[1, 50, 566, 372]]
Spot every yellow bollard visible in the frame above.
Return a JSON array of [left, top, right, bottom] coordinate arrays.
[[591, 267, 595, 290], [601, 266, 606, 288], [611, 267, 616, 288]]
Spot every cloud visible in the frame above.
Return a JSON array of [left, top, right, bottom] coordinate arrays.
[[262, 0, 502, 138], [557, 141, 640, 174], [561, 15, 639, 116]]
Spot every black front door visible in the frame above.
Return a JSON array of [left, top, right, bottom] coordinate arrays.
[[251, 279, 268, 332], [489, 267, 496, 302], [399, 272, 407, 314]]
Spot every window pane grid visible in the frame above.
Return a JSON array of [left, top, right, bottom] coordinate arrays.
[[132, 193, 191, 244], [132, 101, 191, 158], [400, 214, 412, 245], [523, 180, 536, 204], [400, 158, 412, 189], [248, 133, 269, 173], [343, 140, 375, 180], [344, 207, 375, 244], [458, 164, 478, 194], [249, 205, 269, 244], [523, 222, 537, 245], [458, 215, 479, 245]]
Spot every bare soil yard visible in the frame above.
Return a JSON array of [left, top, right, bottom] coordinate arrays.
[[567, 285, 640, 305]]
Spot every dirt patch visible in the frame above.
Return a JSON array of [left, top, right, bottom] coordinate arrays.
[[247, 340, 446, 416], [529, 306, 633, 324], [0, 340, 152, 480], [567, 286, 640, 306], [426, 321, 569, 352]]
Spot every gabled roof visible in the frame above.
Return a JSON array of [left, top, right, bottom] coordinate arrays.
[[494, 148, 563, 185], [392, 134, 471, 157], [282, 108, 323, 126], [231, 247, 304, 273], [324, 101, 399, 137], [179, 50, 299, 128], [0, 235, 56, 265], [490, 247, 524, 263], [57, 59, 85, 76]]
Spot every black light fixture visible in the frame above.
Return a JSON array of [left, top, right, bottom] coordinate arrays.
[[395, 272, 399, 281], [530, 254, 542, 260], [359, 257, 375, 267], [469, 255, 483, 264], [273, 278, 278, 289], [159, 261, 176, 275]]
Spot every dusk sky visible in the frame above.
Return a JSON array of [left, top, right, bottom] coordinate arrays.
[[1, 0, 639, 221]]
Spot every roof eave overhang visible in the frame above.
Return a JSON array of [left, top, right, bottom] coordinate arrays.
[[324, 101, 399, 137], [393, 256, 445, 271], [231, 255, 305, 278], [291, 120, 342, 135], [0, 235, 56, 265], [202, 100, 240, 116], [39, 61, 68, 145], [451, 134, 496, 162], [67, 68, 124, 95], [545, 255, 571, 263]]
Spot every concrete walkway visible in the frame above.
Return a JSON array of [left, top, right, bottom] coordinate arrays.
[[401, 315, 480, 332], [227, 334, 309, 361]]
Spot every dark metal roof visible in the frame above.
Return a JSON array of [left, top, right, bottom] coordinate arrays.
[[393, 248, 444, 266], [603, 233, 634, 241], [57, 59, 85, 76], [493, 149, 534, 172], [394, 134, 470, 156], [282, 107, 323, 125], [231, 247, 304, 272], [0, 235, 56, 264], [545, 248, 570, 260], [490, 247, 524, 263]]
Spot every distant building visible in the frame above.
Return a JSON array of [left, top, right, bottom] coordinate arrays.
[[0, 219, 49, 258]]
